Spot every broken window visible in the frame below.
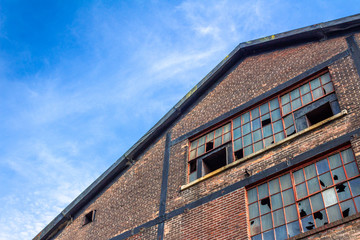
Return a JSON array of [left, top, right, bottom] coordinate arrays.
[[84, 210, 96, 225], [202, 148, 227, 175], [247, 147, 360, 239]]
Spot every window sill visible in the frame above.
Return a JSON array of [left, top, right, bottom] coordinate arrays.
[[181, 110, 347, 191]]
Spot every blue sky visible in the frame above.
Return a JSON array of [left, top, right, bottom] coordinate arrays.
[[0, 1, 359, 239]]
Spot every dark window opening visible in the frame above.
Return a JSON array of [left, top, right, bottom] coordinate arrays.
[[206, 141, 214, 151], [234, 149, 244, 160], [261, 118, 271, 127], [203, 148, 227, 175], [84, 210, 96, 225], [189, 160, 196, 173], [306, 102, 333, 126]]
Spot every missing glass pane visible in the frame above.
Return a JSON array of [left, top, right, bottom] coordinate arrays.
[[202, 148, 227, 175]]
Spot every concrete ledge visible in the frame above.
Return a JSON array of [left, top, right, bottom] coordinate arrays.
[[181, 110, 347, 191]]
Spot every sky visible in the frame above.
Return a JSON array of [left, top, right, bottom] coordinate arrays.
[[0, 1, 359, 239]]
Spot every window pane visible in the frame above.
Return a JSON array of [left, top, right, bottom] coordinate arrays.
[[198, 136, 205, 145], [300, 84, 310, 94], [336, 182, 351, 201], [291, 88, 300, 99], [294, 169, 305, 184], [304, 164, 316, 180], [252, 118, 261, 130], [253, 129, 262, 142], [273, 209, 285, 227], [190, 140, 198, 150], [329, 153, 342, 169], [345, 162, 359, 178], [270, 98, 280, 110], [249, 202, 259, 219], [251, 234, 261, 240], [307, 178, 320, 194], [190, 150, 196, 160], [310, 193, 324, 212], [244, 146, 253, 156], [263, 230, 275, 240], [302, 93, 312, 105], [275, 225, 287, 240], [233, 117, 241, 128], [280, 174, 292, 190], [206, 132, 214, 141], [233, 139, 242, 151], [310, 78, 321, 90], [260, 197, 271, 214], [332, 167, 346, 184], [254, 141, 264, 152], [323, 188, 338, 207], [301, 215, 315, 232], [261, 213, 273, 231], [258, 183, 269, 199], [349, 177, 360, 196], [284, 115, 294, 128], [197, 145, 205, 155], [250, 217, 261, 236], [214, 137, 222, 147], [354, 196, 360, 211], [244, 134, 253, 146], [316, 159, 329, 175], [233, 127, 241, 139], [243, 123, 251, 135], [260, 103, 269, 114], [321, 72, 331, 84], [296, 183, 308, 200], [340, 199, 356, 218], [269, 179, 280, 195], [248, 188, 258, 203], [312, 87, 324, 99], [281, 94, 290, 104], [223, 123, 231, 133], [298, 198, 311, 217], [251, 108, 260, 119], [273, 121, 283, 133], [274, 132, 285, 142], [264, 136, 274, 147], [271, 109, 281, 121], [314, 210, 328, 227], [285, 204, 298, 222], [291, 98, 302, 110], [223, 132, 231, 143], [263, 124, 273, 138], [323, 82, 334, 94], [271, 193, 283, 210], [287, 221, 300, 238], [242, 112, 250, 123], [283, 188, 295, 206], [282, 103, 291, 115], [327, 204, 342, 222], [341, 149, 355, 164], [319, 172, 333, 189], [215, 128, 222, 138], [286, 126, 296, 137]]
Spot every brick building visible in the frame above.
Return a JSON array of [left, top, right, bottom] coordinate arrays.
[[35, 14, 360, 240]]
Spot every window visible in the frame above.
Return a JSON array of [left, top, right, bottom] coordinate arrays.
[[84, 210, 96, 225], [188, 71, 340, 182], [247, 147, 360, 239]]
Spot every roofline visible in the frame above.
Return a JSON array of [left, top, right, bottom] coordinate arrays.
[[34, 13, 360, 240]]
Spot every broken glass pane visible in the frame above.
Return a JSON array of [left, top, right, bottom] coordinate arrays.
[[249, 202, 259, 219], [312, 87, 324, 100], [313, 210, 328, 227], [251, 108, 260, 119], [248, 188, 258, 203], [250, 217, 261, 235], [327, 204, 342, 223], [340, 199, 356, 217], [260, 197, 271, 214], [260, 103, 269, 114], [301, 215, 315, 232], [280, 174, 292, 190], [323, 83, 334, 94], [291, 98, 302, 110], [287, 221, 300, 238], [349, 177, 360, 196], [286, 126, 296, 137], [261, 213, 273, 231], [329, 153, 342, 169], [271, 193, 283, 210], [332, 167, 346, 184], [341, 148, 355, 164], [345, 162, 359, 178], [254, 141, 263, 152], [310, 193, 324, 212], [300, 84, 310, 95], [275, 225, 287, 240], [258, 183, 269, 199], [273, 209, 285, 227], [310, 78, 321, 90], [285, 204, 298, 223], [233, 139, 242, 151], [316, 159, 329, 175], [269, 178, 280, 194], [336, 182, 351, 201], [270, 98, 280, 110], [323, 188, 338, 207], [302, 93, 312, 105], [264, 136, 274, 147], [307, 178, 320, 194], [283, 188, 295, 206], [271, 109, 281, 121], [294, 169, 305, 184], [304, 164, 316, 180], [319, 172, 333, 189], [263, 230, 275, 240], [298, 198, 311, 217]]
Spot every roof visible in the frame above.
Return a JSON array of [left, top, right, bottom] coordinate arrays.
[[34, 13, 360, 240]]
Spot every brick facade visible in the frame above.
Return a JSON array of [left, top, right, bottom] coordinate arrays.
[[35, 16, 360, 240]]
